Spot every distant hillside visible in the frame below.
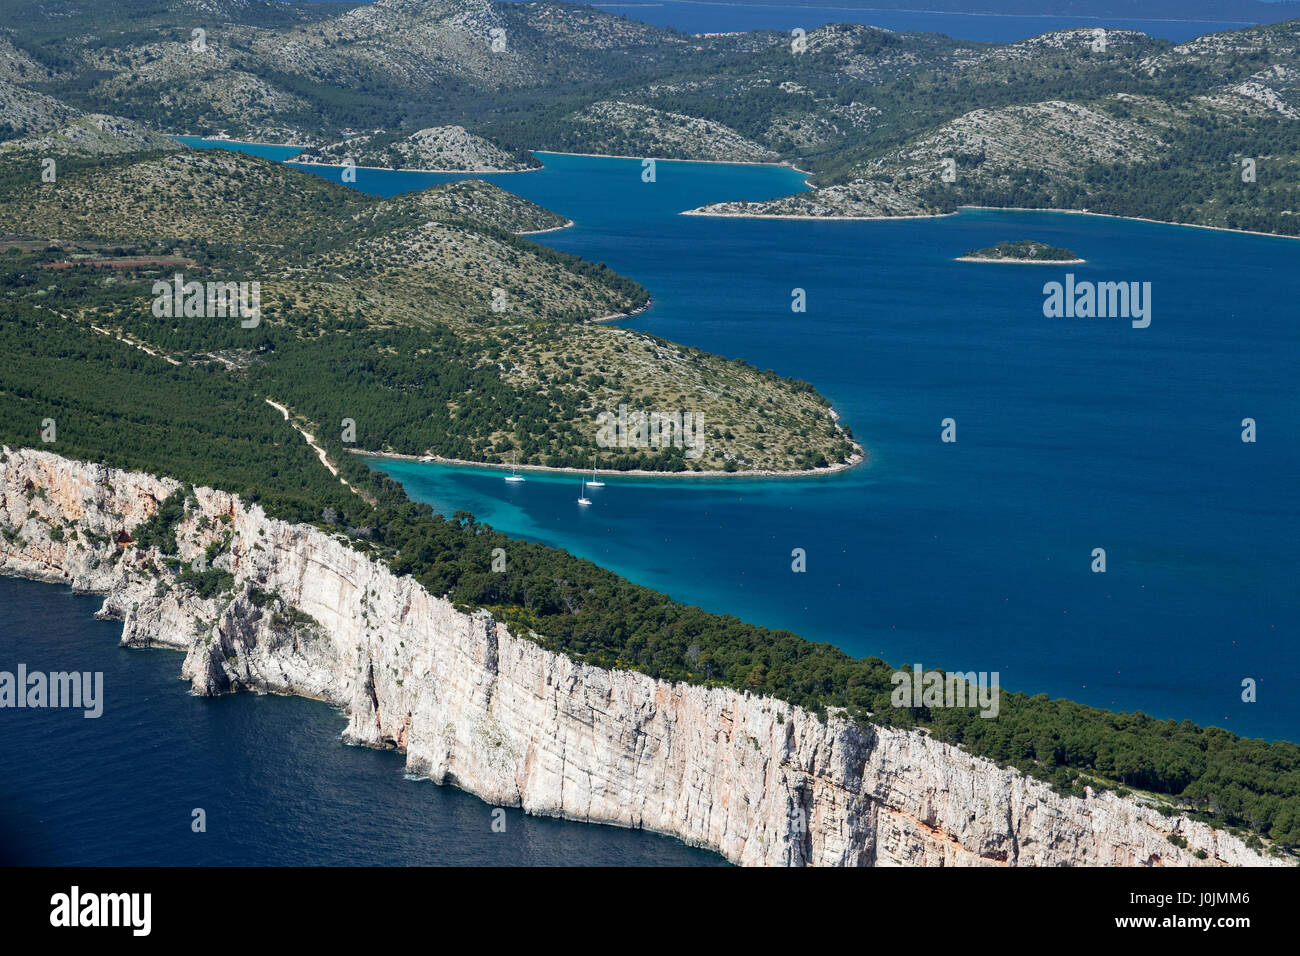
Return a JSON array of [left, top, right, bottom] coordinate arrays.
[[566, 101, 778, 162], [294, 125, 537, 170], [0, 114, 183, 155], [0, 148, 853, 473], [682, 22, 1300, 235], [3, 3, 1298, 234], [0, 79, 78, 141], [405, 178, 567, 232]]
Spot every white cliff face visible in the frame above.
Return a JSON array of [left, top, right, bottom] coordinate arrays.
[[0, 447, 1281, 867]]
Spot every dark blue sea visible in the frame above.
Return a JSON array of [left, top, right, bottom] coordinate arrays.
[[9, 133, 1296, 865], [0, 577, 725, 865], [270, 149, 1296, 746]]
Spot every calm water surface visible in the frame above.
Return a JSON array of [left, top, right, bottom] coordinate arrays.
[[11, 135, 1292, 865], [0, 578, 725, 866]]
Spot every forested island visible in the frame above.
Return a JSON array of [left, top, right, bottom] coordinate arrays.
[[959, 240, 1084, 262]]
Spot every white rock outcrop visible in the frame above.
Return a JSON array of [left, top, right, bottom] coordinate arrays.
[[0, 447, 1281, 867]]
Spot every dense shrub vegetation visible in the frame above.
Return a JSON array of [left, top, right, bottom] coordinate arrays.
[[2, 300, 1297, 851]]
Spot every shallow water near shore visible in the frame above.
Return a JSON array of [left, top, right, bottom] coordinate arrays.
[[345, 151, 1300, 744], [12, 139, 1293, 865]]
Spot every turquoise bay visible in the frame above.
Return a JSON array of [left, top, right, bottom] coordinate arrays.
[[188, 141, 1300, 743]]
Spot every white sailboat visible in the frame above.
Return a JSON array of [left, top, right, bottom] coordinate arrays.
[[587, 456, 604, 488], [577, 478, 591, 506], [504, 452, 525, 482]]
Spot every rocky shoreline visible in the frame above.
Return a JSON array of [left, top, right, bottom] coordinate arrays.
[[354, 447, 866, 480], [0, 446, 1280, 867]]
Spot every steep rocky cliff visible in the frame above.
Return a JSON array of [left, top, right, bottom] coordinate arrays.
[[0, 447, 1279, 867]]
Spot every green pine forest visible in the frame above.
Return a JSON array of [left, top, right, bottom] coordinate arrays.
[[2, 298, 1297, 853], [2, 0, 1299, 858]]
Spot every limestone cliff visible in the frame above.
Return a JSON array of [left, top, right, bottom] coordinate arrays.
[[0, 447, 1279, 867]]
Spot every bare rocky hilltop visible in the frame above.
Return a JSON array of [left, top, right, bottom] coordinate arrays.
[[4, 3, 1299, 233], [0, 113, 181, 156]]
